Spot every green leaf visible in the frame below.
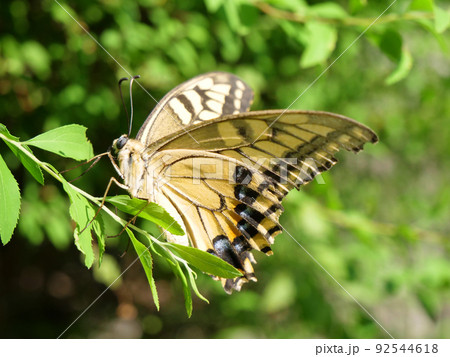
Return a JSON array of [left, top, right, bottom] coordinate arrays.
[[25, 124, 94, 161], [154, 244, 193, 317], [166, 40, 199, 77], [43, 204, 72, 250], [434, 6, 450, 33], [409, 0, 434, 12], [185, 268, 209, 304], [308, 2, 348, 19], [62, 181, 95, 268], [414, 18, 448, 51], [349, 0, 367, 14], [92, 253, 122, 290], [0, 154, 21, 245], [223, 1, 242, 33], [261, 272, 296, 313], [105, 195, 184, 236], [0, 124, 44, 184], [217, 22, 243, 62], [21, 41, 51, 80], [168, 243, 242, 279], [385, 48, 413, 85], [300, 22, 337, 68], [266, 0, 308, 12], [374, 29, 413, 85], [416, 286, 439, 321], [5, 142, 44, 185], [179, 263, 193, 317], [378, 29, 403, 62], [204, 0, 225, 13], [93, 212, 106, 266], [127, 229, 160, 310], [0, 123, 18, 140]]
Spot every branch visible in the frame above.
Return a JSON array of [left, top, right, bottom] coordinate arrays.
[[255, 2, 435, 27]]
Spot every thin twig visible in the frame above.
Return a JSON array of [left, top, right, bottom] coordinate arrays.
[[255, 2, 435, 27]]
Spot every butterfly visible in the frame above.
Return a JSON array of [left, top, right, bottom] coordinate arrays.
[[110, 72, 378, 293]]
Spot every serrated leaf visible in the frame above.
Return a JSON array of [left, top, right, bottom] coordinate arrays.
[[0, 124, 44, 184], [62, 181, 95, 268], [126, 229, 160, 310], [300, 22, 337, 68], [25, 124, 94, 161], [4, 142, 44, 185], [385, 48, 413, 85], [168, 243, 242, 279], [0, 123, 19, 140], [72, 223, 94, 268], [0, 154, 21, 245], [105, 195, 184, 236]]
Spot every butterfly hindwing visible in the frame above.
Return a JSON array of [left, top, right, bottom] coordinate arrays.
[[142, 149, 283, 292]]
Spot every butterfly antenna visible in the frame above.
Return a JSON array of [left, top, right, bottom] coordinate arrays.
[[118, 77, 130, 133], [128, 75, 140, 136]]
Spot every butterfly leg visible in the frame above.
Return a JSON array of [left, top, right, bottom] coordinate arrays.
[[108, 151, 125, 179], [79, 176, 129, 235], [107, 199, 152, 239]]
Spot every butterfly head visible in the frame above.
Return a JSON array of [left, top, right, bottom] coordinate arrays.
[[111, 134, 129, 155]]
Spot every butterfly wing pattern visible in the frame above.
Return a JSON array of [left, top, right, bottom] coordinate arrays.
[[112, 72, 378, 293], [136, 72, 254, 144]]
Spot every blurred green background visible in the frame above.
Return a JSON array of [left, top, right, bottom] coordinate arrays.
[[1, 0, 449, 338]]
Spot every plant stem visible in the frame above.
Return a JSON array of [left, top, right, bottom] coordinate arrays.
[[255, 2, 435, 27], [0, 133, 157, 241]]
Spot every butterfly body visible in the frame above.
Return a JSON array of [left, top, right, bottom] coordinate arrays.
[[112, 72, 378, 293]]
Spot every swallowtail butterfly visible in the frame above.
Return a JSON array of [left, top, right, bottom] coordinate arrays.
[[110, 72, 378, 293]]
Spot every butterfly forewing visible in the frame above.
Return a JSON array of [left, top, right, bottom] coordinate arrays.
[[149, 110, 377, 193], [115, 73, 378, 293], [136, 72, 254, 145]]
